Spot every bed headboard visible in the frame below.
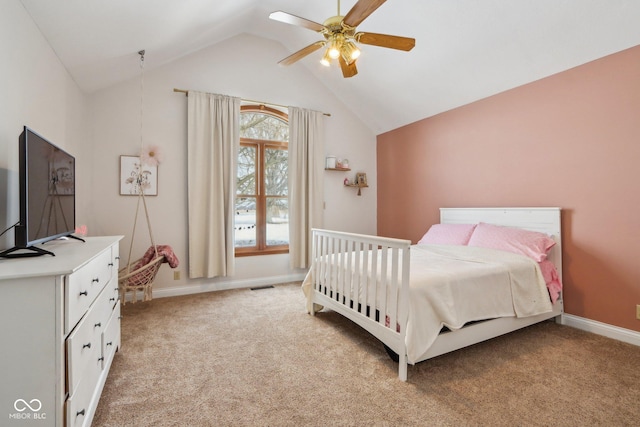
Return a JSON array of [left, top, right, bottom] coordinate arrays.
[[439, 207, 562, 280]]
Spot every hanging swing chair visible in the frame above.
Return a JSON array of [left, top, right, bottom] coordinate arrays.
[[118, 50, 178, 305], [117, 191, 169, 304]]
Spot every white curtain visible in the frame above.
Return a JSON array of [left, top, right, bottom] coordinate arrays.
[[288, 107, 325, 269], [187, 92, 240, 278]]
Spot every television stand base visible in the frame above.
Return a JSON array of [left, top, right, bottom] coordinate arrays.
[[0, 246, 55, 258]]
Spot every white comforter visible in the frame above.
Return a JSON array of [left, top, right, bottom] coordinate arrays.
[[302, 244, 553, 363]]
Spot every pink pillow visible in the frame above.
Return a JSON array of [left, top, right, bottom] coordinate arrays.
[[417, 223, 477, 245], [467, 222, 555, 262]]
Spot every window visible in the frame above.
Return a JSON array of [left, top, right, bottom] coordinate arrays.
[[235, 105, 289, 256]]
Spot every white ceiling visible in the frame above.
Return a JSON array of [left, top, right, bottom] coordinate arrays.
[[18, 0, 640, 134]]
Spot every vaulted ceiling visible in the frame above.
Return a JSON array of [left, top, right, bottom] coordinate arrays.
[[19, 0, 640, 134]]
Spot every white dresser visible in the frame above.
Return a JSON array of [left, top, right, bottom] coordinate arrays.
[[0, 236, 123, 427]]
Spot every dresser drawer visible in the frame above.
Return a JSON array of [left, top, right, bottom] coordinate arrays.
[[102, 303, 121, 368], [66, 250, 113, 333], [110, 281, 120, 308], [66, 296, 103, 397], [112, 244, 120, 271], [97, 276, 116, 318], [66, 368, 100, 427]]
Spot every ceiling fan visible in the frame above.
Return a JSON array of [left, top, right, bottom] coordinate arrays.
[[269, 0, 415, 78]]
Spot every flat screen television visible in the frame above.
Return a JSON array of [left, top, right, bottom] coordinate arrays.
[[0, 126, 77, 258]]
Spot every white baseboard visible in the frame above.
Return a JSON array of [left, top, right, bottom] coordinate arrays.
[[147, 273, 307, 300], [561, 313, 640, 347]]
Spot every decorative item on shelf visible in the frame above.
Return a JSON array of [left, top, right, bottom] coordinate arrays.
[[344, 172, 368, 196], [325, 155, 336, 169], [325, 155, 351, 171]]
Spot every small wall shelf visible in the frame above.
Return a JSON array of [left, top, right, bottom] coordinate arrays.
[[325, 167, 351, 171], [345, 183, 368, 196]]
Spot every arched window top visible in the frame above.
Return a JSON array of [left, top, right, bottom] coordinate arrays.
[[240, 105, 289, 142]]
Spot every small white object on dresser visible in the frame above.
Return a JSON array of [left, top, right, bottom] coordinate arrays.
[[0, 236, 123, 427]]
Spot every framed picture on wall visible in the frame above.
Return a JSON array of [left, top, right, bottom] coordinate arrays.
[[355, 172, 367, 186], [120, 155, 158, 196]]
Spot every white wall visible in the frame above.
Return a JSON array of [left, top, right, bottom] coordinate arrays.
[[88, 33, 377, 295], [0, 0, 89, 251], [0, 4, 375, 296]]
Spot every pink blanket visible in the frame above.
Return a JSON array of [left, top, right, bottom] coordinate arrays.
[[134, 245, 180, 270], [539, 259, 562, 304]]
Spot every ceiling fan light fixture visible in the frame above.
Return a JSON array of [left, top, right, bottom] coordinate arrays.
[[328, 37, 341, 59], [320, 49, 332, 66], [342, 41, 361, 62]]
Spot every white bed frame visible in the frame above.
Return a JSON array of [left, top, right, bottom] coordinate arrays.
[[308, 207, 563, 381]]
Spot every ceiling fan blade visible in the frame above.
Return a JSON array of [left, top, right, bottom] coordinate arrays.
[[343, 0, 387, 28], [338, 56, 358, 78], [356, 32, 415, 51], [278, 41, 325, 66], [269, 11, 326, 32]]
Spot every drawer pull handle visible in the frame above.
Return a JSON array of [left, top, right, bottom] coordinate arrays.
[[107, 341, 113, 346], [108, 262, 114, 267], [94, 322, 102, 328], [77, 409, 85, 417], [115, 256, 120, 260], [82, 343, 91, 349], [98, 357, 104, 362], [110, 297, 116, 302], [79, 291, 88, 296], [92, 278, 100, 283]]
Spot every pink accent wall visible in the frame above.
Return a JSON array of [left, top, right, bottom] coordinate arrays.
[[377, 45, 640, 332]]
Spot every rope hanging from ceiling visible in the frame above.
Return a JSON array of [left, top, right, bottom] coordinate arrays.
[[118, 50, 179, 304]]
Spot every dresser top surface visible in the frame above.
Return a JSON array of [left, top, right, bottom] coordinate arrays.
[[0, 236, 123, 280]]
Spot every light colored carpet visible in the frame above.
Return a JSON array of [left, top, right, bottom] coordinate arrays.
[[93, 283, 640, 426]]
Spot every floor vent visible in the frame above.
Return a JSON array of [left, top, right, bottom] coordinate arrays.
[[250, 285, 274, 291]]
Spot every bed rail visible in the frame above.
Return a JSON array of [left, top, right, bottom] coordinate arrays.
[[309, 228, 411, 381]]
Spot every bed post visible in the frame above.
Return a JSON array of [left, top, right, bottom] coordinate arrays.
[[398, 353, 408, 382], [309, 230, 319, 317], [398, 242, 411, 382]]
